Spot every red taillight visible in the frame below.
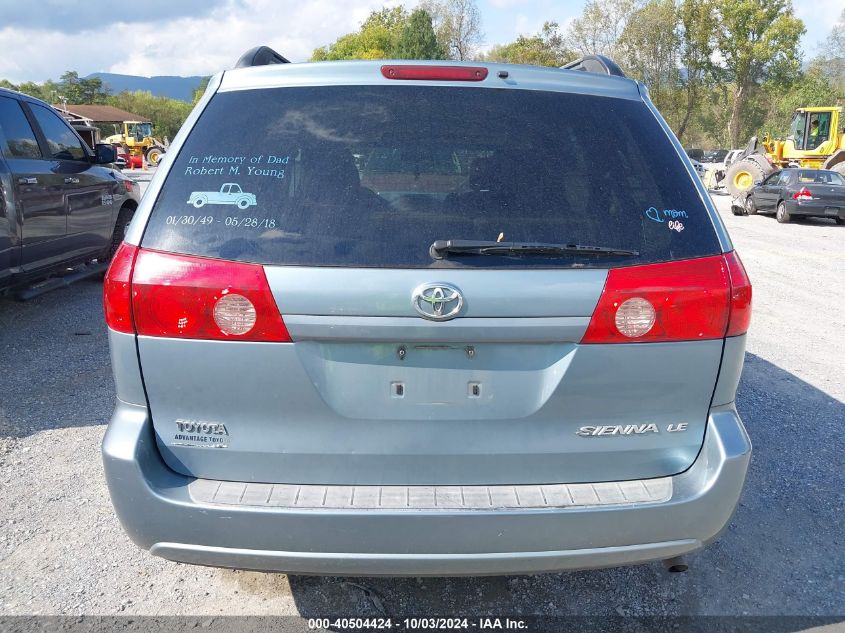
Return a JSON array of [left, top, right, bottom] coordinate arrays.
[[103, 242, 138, 334], [724, 251, 752, 336], [380, 65, 488, 81], [122, 180, 134, 194], [793, 187, 813, 200], [581, 255, 732, 344], [129, 249, 290, 342]]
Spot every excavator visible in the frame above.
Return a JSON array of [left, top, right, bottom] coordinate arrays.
[[724, 106, 845, 197]]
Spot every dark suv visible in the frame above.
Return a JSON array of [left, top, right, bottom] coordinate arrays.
[[0, 88, 140, 292], [102, 51, 752, 576]]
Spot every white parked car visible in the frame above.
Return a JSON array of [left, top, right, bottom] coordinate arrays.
[[724, 149, 744, 167]]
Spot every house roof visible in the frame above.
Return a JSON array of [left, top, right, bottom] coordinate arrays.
[[53, 104, 147, 123]]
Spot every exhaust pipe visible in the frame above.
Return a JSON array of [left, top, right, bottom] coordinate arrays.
[[663, 556, 688, 573]]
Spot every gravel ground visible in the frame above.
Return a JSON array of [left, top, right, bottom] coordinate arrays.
[[0, 195, 843, 624]]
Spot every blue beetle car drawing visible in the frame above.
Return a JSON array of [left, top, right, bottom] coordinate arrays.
[[188, 183, 257, 209]]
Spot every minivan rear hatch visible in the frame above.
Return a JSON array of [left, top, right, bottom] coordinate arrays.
[[134, 73, 729, 485]]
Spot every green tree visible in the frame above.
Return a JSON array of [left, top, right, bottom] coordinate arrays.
[[192, 76, 211, 104], [616, 0, 681, 118], [311, 6, 409, 61], [0, 73, 193, 140], [421, 0, 483, 60], [396, 9, 445, 59], [108, 91, 193, 140], [58, 71, 110, 104], [13, 81, 49, 101], [713, 0, 804, 147], [809, 9, 845, 92], [564, 0, 638, 57], [676, 0, 718, 141], [485, 22, 573, 67]]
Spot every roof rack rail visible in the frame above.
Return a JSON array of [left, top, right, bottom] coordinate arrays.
[[561, 55, 626, 78], [234, 46, 291, 69]]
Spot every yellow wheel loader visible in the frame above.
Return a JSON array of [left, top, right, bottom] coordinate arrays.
[[102, 121, 166, 167], [725, 106, 845, 197]]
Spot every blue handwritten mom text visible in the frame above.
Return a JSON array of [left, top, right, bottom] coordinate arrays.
[[645, 207, 689, 223]]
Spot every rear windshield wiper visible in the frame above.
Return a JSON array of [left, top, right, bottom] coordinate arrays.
[[430, 239, 639, 260]]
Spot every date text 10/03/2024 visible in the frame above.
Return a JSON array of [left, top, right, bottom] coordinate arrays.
[[307, 618, 529, 630]]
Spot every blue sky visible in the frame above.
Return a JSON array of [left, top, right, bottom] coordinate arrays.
[[0, 0, 840, 82], [479, 0, 585, 47]]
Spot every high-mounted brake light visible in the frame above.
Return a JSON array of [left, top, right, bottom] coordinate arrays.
[[113, 248, 290, 342], [793, 187, 813, 200], [381, 65, 488, 81], [581, 255, 736, 344]]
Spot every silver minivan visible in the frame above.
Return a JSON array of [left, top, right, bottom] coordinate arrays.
[[102, 50, 752, 576]]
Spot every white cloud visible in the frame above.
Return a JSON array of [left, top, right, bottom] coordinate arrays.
[[0, 0, 397, 82], [0, 27, 105, 82], [513, 13, 544, 37]]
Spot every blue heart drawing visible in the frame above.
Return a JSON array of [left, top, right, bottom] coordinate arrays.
[[645, 207, 664, 223]]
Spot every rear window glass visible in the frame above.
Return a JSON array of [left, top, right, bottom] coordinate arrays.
[[797, 170, 844, 185], [143, 85, 720, 268]]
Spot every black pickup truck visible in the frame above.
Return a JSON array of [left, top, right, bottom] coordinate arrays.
[[0, 88, 141, 293]]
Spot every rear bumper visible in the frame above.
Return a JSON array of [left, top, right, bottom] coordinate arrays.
[[788, 200, 845, 218], [102, 402, 751, 576]]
